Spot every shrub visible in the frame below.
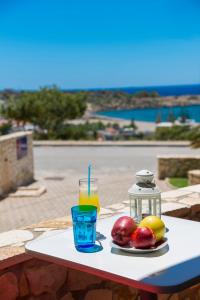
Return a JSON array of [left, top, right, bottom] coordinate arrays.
[[0, 123, 12, 135]]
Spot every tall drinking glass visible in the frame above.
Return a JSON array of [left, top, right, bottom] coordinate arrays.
[[79, 178, 100, 213], [71, 205, 97, 251]]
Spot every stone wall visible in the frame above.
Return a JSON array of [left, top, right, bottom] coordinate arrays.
[[1, 256, 200, 300], [0, 258, 140, 300], [157, 155, 200, 179], [0, 132, 34, 195], [188, 170, 200, 185]]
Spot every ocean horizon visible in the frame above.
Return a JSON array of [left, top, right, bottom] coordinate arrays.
[[1, 83, 200, 97], [121, 83, 200, 97], [80, 83, 200, 97]]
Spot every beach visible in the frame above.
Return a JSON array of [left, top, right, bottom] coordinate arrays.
[[91, 115, 156, 132], [71, 114, 156, 132]]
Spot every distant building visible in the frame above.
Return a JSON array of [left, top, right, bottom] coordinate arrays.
[[120, 127, 137, 138], [156, 119, 198, 128], [0, 117, 8, 126], [174, 118, 197, 127], [97, 127, 119, 141]]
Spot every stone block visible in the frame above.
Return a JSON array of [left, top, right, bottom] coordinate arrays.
[[104, 281, 139, 300], [9, 186, 46, 197], [0, 272, 19, 300], [180, 197, 200, 207], [84, 289, 112, 300], [112, 285, 138, 300], [0, 132, 34, 195], [25, 263, 67, 296], [191, 203, 200, 221], [0, 229, 33, 248], [117, 206, 130, 213], [162, 202, 190, 213], [25, 216, 72, 230], [0, 246, 25, 260], [122, 200, 129, 204], [157, 156, 200, 179], [158, 294, 178, 300], [161, 189, 193, 202], [191, 204, 200, 217], [29, 293, 57, 300], [188, 170, 200, 185], [60, 292, 75, 300], [67, 269, 102, 291], [162, 202, 191, 218], [182, 184, 200, 193], [19, 273, 29, 297], [99, 207, 114, 216], [106, 203, 125, 211], [176, 283, 200, 300]]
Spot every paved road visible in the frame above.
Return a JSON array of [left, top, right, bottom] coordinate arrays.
[[34, 146, 199, 177], [0, 146, 198, 232]]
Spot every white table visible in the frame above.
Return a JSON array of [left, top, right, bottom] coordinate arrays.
[[25, 214, 200, 300]]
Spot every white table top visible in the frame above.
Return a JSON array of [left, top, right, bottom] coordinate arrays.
[[26, 214, 200, 294]]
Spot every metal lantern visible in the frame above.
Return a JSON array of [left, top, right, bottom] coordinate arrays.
[[128, 170, 161, 223]]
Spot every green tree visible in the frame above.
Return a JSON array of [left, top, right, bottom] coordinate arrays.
[[0, 123, 12, 135], [1, 86, 86, 136], [134, 91, 149, 98], [167, 110, 176, 123], [149, 91, 159, 98], [154, 125, 191, 141], [190, 126, 200, 148], [112, 122, 120, 130], [179, 107, 189, 123], [130, 118, 137, 130], [155, 112, 162, 123], [0, 95, 29, 126]]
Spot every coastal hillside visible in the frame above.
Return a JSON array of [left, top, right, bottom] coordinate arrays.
[[85, 90, 200, 112], [1, 89, 200, 114]]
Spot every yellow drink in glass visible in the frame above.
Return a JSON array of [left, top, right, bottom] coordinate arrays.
[[79, 178, 100, 213]]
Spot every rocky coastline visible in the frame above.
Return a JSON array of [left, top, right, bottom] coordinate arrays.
[[86, 91, 200, 113]]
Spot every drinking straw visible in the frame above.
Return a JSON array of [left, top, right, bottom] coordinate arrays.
[[88, 163, 91, 197]]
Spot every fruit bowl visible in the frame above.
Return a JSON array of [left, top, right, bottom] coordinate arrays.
[[110, 238, 168, 253]]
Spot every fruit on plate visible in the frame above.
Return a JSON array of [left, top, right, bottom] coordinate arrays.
[[111, 216, 137, 246], [131, 227, 156, 249], [139, 215, 165, 242]]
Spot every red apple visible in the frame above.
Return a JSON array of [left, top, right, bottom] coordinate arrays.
[[111, 216, 137, 246], [131, 227, 156, 249]]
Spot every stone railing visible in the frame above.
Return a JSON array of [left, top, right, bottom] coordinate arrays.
[[1, 185, 200, 300], [157, 155, 200, 179], [0, 132, 34, 196]]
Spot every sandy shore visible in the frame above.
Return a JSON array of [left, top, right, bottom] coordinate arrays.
[[71, 114, 156, 132], [89, 115, 156, 132], [134, 120, 156, 132]]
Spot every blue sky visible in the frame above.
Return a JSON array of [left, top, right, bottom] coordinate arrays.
[[0, 0, 200, 89]]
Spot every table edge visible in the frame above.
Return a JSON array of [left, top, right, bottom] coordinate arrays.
[[25, 248, 200, 294]]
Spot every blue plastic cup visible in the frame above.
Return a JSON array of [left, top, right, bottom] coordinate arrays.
[[71, 205, 97, 251]]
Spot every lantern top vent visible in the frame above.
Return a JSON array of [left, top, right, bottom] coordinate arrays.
[[128, 169, 161, 197], [136, 169, 154, 183]]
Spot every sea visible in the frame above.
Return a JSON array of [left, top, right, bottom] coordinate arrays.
[[117, 83, 200, 97], [96, 105, 200, 123], [95, 84, 200, 123]]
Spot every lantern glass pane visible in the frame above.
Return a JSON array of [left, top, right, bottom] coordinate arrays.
[[130, 196, 161, 223]]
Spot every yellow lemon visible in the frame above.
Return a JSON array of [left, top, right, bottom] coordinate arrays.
[[139, 216, 165, 242]]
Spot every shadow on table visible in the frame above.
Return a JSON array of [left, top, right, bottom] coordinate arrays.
[[140, 255, 200, 293], [96, 231, 107, 241], [111, 244, 169, 258]]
